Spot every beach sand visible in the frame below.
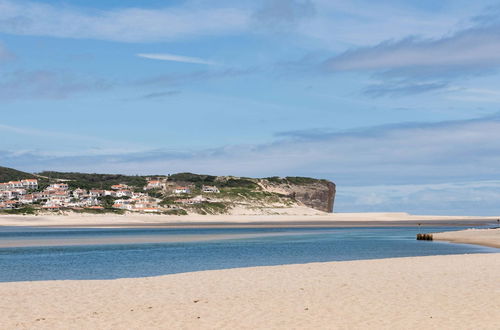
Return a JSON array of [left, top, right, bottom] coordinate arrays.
[[0, 212, 498, 227], [1, 253, 499, 329], [433, 228, 500, 248]]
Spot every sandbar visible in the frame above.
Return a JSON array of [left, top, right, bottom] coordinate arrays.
[[433, 228, 500, 248], [0, 231, 312, 248]]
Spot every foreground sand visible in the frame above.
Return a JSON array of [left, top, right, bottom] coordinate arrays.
[[1, 212, 498, 227], [1, 254, 499, 329], [433, 228, 500, 248]]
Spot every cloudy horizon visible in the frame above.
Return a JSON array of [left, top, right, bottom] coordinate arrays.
[[2, 0, 500, 215]]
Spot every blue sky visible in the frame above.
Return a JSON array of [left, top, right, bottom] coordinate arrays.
[[2, 0, 500, 215]]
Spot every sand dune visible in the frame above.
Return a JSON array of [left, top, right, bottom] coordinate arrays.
[[1, 254, 499, 329]]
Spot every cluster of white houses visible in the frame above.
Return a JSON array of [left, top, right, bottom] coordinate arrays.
[[0, 178, 221, 212], [0, 179, 103, 210], [0, 179, 39, 209]]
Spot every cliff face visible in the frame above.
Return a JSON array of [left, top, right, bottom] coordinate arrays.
[[258, 178, 336, 213], [290, 181, 336, 213]]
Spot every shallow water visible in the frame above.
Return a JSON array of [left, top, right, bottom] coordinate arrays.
[[0, 226, 497, 282]]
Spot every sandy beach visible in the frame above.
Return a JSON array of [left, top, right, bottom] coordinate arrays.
[[433, 228, 500, 248], [1, 212, 498, 227], [1, 253, 498, 329]]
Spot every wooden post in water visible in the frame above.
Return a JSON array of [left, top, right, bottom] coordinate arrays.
[[416, 233, 433, 241]]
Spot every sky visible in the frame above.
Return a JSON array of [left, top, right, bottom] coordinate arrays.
[[2, 0, 500, 215]]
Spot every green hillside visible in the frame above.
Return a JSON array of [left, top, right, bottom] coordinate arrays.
[[37, 171, 148, 190], [0, 167, 335, 213], [0, 166, 36, 182]]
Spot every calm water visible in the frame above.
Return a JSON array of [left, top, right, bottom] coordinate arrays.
[[0, 226, 498, 282]]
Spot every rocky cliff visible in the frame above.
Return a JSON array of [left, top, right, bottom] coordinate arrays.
[[258, 177, 336, 213]]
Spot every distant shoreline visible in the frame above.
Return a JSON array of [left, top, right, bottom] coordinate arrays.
[[1, 212, 498, 228]]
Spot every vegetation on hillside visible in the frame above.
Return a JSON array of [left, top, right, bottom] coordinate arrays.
[[0, 206, 36, 215], [265, 176, 328, 185], [0, 166, 36, 182], [37, 171, 148, 190], [185, 202, 229, 215], [168, 172, 217, 184], [0, 167, 332, 214]]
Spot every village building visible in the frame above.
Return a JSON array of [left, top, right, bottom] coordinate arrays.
[[0, 191, 15, 200], [0, 179, 38, 191], [114, 190, 133, 198], [47, 183, 69, 191], [8, 181, 23, 189], [202, 185, 220, 193], [0, 200, 18, 209], [21, 179, 38, 190], [144, 180, 165, 190], [89, 189, 105, 197], [111, 184, 129, 190], [19, 194, 36, 204], [174, 186, 190, 194], [73, 188, 88, 198]]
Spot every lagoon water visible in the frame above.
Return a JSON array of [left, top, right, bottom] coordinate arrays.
[[0, 226, 498, 282]]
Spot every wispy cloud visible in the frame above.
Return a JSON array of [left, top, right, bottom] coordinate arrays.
[[324, 25, 500, 76], [0, 70, 111, 101], [0, 123, 149, 157], [446, 87, 500, 103], [320, 17, 500, 96], [338, 180, 500, 215], [363, 80, 449, 97], [0, 0, 249, 42], [137, 53, 218, 65], [137, 90, 181, 100]]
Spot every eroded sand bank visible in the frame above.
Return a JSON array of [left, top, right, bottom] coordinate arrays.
[[1, 254, 499, 329]]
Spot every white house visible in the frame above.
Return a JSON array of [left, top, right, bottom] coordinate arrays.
[[202, 185, 220, 193], [174, 186, 190, 194], [114, 190, 132, 198], [47, 183, 69, 191], [111, 184, 129, 190], [89, 189, 105, 197], [144, 180, 165, 190], [21, 179, 38, 190]]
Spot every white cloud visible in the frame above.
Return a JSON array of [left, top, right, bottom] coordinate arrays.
[[296, 0, 473, 50], [137, 53, 218, 65], [0, 0, 249, 42], [446, 87, 500, 103], [338, 180, 500, 215], [325, 25, 500, 72]]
